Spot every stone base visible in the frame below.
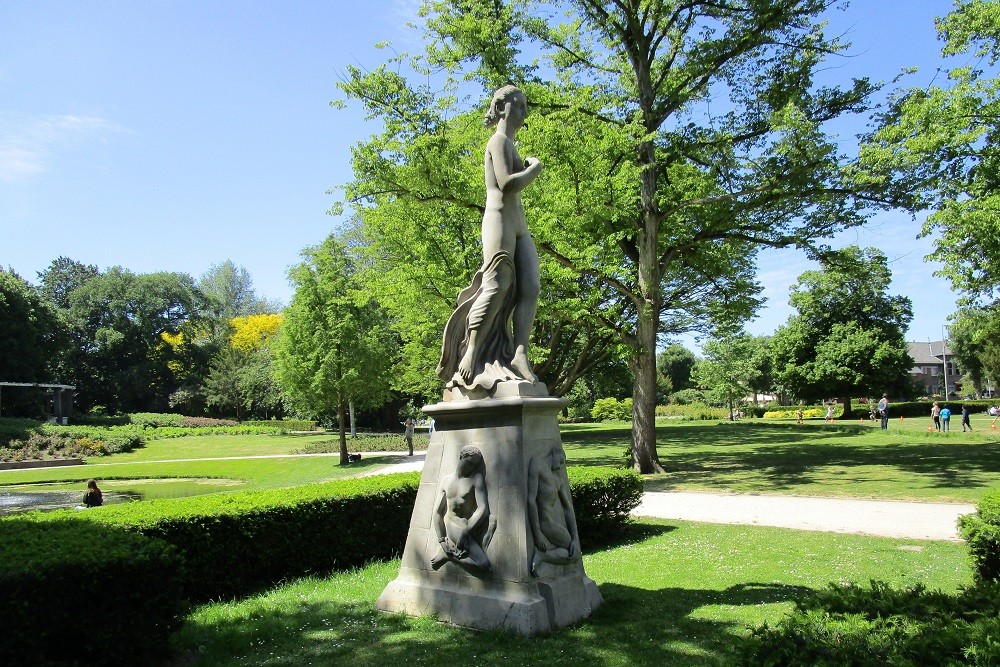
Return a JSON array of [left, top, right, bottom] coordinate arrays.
[[376, 395, 603, 635], [377, 570, 602, 636]]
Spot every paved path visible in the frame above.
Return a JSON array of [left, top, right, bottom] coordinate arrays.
[[364, 454, 976, 541], [636, 491, 975, 542]]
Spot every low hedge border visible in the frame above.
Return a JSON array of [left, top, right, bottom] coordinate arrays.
[[959, 487, 1000, 583], [2, 465, 640, 661], [0, 518, 184, 666]]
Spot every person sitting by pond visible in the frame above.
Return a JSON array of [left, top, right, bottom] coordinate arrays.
[[82, 479, 103, 507]]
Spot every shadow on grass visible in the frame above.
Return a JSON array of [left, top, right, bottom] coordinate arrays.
[[561, 421, 1000, 496], [175, 579, 812, 667]]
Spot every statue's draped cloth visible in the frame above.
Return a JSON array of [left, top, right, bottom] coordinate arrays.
[[437, 251, 520, 392]]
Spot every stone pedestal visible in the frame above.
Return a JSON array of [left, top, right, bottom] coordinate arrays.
[[376, 391, 602, 635]]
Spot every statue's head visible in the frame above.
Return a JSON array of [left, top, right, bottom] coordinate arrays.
[[457, 445, 485, 475], [485, 84, 526, 128], [548, 447, 566, 470]]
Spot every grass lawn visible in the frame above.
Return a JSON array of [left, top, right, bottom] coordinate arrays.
[[172, 518, 972, 667], [4, 419, 1000, 504], [562, 420, 1000, 503]]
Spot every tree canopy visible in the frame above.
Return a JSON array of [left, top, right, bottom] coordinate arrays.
[[338, 0, 908, 472], [770, 247, 915, 413], [274, 235, 396, 462]]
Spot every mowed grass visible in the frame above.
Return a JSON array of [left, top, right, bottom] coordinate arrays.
[[4, 418, 1000, 503], [172, 518, 972, 667], [561, 419, 1000, 503], [0, 433, 398, 494]]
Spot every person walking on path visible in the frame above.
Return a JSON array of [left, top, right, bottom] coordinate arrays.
[[941, 405, 952, 432], [932, 401, 942, 431], [962, 405, 973, 432], [403, 417, 415, 457], [878, 394, 889, 430]]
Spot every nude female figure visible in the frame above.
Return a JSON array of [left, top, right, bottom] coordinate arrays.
[[437, 85, 542, 390], [527, 446, 581, 577], [430, 445, 493, 571]]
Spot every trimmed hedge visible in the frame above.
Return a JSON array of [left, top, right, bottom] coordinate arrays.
[[959, 487, 1000, 583], [1, 464, 640, 662], [58, 472, 421, 602], [567, 466, 643, 544], [0, 518, 184, 666], [245, 419, 318, 431]]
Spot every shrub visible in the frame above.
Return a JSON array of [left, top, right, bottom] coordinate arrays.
[[245, 419, 318, 431], [591, 397, 633, 421], [567, 467, 643, 544], [127, 412, 186, 427], [671, 388, 707, 405], [0, 518, 184, 666], [764, 407, 825, 420], [295, 433, 430, 454], [656, 402, 729, 420], [734, 581, 1000, 666], [959, 487, 1000, 583], [51, 473, 421, 602]]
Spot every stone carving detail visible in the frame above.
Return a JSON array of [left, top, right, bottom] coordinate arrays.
[[527, 446, 581, 577], [430, 445, 496, 572], [436, 85, 542, 394]]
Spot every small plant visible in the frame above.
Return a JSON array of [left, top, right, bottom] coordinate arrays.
[[591, 397, 633, 421]]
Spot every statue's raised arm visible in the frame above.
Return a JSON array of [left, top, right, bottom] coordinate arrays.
[[436, 85, 544, 398]]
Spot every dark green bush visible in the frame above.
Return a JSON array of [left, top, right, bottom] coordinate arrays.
[[567, 466, 643, 544], [53, 473, 421, 602], [959, 487, 1000, 583], [0, 517, 184, 666], [127, 412, 185, 427], [734, 581, 1000, 666], [889, 400, 992, 419], [245, 418, 317, 431]]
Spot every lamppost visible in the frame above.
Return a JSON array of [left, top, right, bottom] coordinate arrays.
[[942, 325, 950, 398]]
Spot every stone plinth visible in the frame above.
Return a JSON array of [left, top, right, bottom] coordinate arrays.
[[376, 394, 602, 635]]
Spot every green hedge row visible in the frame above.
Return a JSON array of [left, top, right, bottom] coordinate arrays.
[[0, 518, 185, 666], [2, 465, 639, 662], [959, 487, 1000, 583], [244, 419, 318, 431]]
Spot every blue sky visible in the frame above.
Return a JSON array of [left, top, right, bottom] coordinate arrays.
[[0, 1, 964, 349]]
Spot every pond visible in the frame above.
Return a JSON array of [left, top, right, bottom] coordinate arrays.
[[0, 478, 246, 515]]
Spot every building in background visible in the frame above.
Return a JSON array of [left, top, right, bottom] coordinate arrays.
[[908, 341, 961, 397]]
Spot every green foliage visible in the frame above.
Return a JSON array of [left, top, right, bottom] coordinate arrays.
[[341, 0, 892, 473], [127, 412, 186, 427], [694, 334, 763, 414], [591, 397, 633, 422], [959, 487, 1000, 583], [0, 518, 184, 666], [295, 433, 430, 454], [671, 388, 708, 405], [656, 403, 730, 421], [39, 473, 420, 601], [771, 247, 916, 405], [244, 419, 317, 431], [765, 407, 825, 420], [0, 268, 69, 417], [565, 467, 643, 545], [275, 234, 396, 463], [735, 580, 1000, 666]]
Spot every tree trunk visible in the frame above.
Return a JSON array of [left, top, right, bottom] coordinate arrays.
[[841, 396, 853, 419], [338, 390, 349, 465], [631, 298, 664, 474]]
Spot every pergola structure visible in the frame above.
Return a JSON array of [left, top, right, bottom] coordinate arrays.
[[0, 382, 75, 423]]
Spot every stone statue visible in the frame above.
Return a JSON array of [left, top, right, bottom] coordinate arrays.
[[430, 445, 496, 572], [527, 446, 581, 577], [437, 85, 542, 393]]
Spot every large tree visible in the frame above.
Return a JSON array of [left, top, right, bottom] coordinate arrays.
[[862, 0, 1000, 309], [274, 235, 395, 464], [0, 269, 69, 417], [57, 266, 207, 412], [770, 247, 915, 414], [694, 333, 761, 419], [340, 0, 903, 472]]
